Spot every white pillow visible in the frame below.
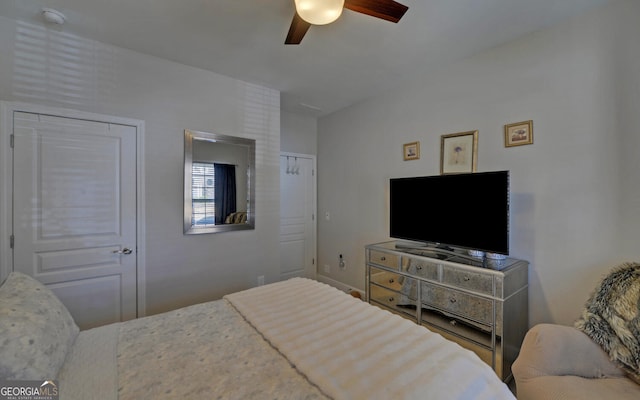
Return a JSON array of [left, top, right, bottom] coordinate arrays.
[[0, 272, 79, 379]]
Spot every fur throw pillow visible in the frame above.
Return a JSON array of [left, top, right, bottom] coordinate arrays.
[[575, 262, 640, 384]]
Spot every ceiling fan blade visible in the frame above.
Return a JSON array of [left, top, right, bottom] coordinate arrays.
[[344, 0, 409, 23], [285, 13, 311, 45]]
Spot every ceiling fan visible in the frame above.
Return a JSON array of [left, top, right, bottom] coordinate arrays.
[[285, 0, 409, 45]]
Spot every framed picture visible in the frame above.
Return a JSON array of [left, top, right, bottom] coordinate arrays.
[[440, 130, 478, 174], [504, 120, 533, 147], [403, 141, 420, 161]]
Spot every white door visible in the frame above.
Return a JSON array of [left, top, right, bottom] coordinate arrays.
[[280, 154, 316, 280], [12, 111, 138, 329]]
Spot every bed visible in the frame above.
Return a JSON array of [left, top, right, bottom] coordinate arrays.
[[0, 272, 514, 399]]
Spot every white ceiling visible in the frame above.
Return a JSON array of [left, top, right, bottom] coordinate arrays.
[[0, 0, 613, 116]]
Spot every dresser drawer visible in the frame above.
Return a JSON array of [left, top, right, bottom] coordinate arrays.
[[368, 250, 398, 269], [441, 266, 493, 295], [420, 283, 494, 325], [369, 267, 403, 291], [369, 285, 416, 318], [369, 300, 417, 323], [420, 307, 492, 348], [403, 258, 438, 280]]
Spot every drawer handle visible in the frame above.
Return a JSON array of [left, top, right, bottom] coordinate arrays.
[[416, 266, 423, 270], [380, 256, 386, 261], [388, 297, 395, 302], [449, 320, 457, 326], [449, 297, 457, 303], [464, 276, 470, 281], [388, 278, 395, 284]]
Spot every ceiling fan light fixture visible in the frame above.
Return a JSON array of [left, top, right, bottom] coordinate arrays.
[[294, 0, 345, 25], [42, 8, 66, 25]]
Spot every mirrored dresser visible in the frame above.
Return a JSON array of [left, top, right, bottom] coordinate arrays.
[[365, 240, 529, 382]]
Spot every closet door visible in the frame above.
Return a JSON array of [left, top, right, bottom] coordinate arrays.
[[280, 154, 316, 280], [12, 111, 138, 329]]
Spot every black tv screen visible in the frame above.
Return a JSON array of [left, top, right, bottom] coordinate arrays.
[[390, 171, 509, 254]]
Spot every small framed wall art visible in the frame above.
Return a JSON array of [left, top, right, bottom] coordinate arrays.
[[504, 120, 533, 147], [403, 141, 420, 161], [440, 130, 478, 174]]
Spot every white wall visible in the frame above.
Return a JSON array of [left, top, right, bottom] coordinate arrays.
[[281, 110, 317, 155], [614, 1, 640, 258], [317, 0, 640, 326], [0, 16, 281, 316]]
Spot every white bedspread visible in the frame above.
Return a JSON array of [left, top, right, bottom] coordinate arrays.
[[115, 298, 327, 399], [57, 324, 119, 400], [226, 278, 515, 400], [58, 295, 327, 399]]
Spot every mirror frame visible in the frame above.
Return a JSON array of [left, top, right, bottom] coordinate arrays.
[[183, 129, 256, 234]]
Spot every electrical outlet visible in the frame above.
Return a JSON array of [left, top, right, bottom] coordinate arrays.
[[339, 254, 346, 269], [324, 264, 330, 273], [257, 275, 265, 286]]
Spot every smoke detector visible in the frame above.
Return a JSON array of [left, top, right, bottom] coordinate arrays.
[[42, 8, 66, 25]]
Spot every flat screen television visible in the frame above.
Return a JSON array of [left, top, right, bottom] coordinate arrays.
[[390, 170, 509, 255]]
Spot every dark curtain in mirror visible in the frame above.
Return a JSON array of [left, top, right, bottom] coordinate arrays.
[[214, 163, 236, 224]]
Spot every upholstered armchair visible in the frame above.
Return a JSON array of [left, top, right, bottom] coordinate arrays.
[[512, 324, 640, 400], [514, 262, 640, 399], [513, 323, 640, 399]]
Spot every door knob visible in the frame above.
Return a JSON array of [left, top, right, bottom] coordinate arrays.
[[113, 248, 133, 255]]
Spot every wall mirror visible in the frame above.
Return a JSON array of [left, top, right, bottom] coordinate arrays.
[[184, 129, 255, 234]]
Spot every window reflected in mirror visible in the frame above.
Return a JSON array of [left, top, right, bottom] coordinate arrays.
[[184, 129, 255, 234], [191, 162, 216, 226]]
